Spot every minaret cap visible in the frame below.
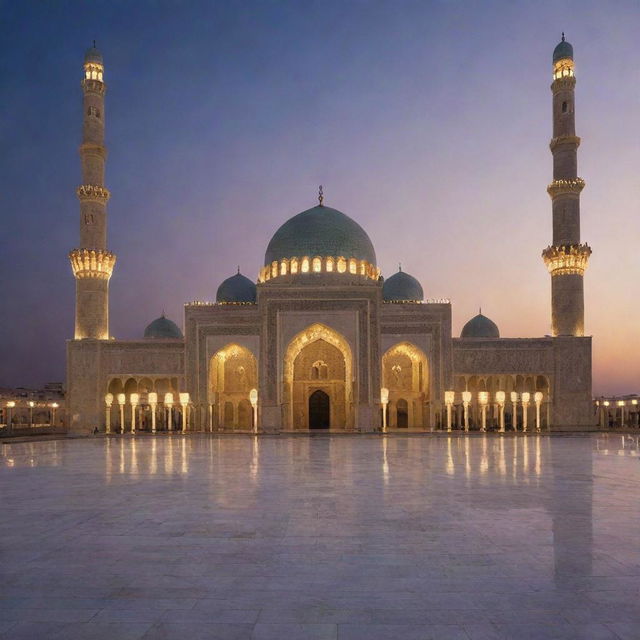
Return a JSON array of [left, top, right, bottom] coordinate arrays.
[[84, 41, 103, 64], [553, 33, 573, 63]]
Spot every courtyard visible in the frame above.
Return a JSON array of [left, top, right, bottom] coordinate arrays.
[[0, 433, 639, 640]]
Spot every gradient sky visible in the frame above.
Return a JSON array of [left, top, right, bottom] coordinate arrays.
[[1, 0, 638, 395]]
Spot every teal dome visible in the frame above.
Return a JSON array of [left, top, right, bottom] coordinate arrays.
[[553, 36, 573, 63], [84, 45, 103, 64], [461, 313, 500, 339], [383, 269, 423, 302], [264, 205, 376, 266], [216, 271, 256, 304], [144, 315, 183, 339]]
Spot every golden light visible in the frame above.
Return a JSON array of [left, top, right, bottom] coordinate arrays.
[[28, 401, 35, 408], [380, 387, 389, 405], [495, 391, 506, 405], [105, 393, 113, 407], [462, 391, 471, 404], [534, 391, 543, 404], [179, 392, 190, 406], [312, 257, 321, 273], [249, 388, 258, 407], [129, 393, 139, 407], [301, 257, 310, 273], [164, 392, 174, 407], [444, 391, 455, 405], [510, 391, 518, 403], [603, 400, 610, 407], [632, 400, 638, 406], [478, 391, 489, 406], [51, 402, 59, 409], [553, 58, 574, 81], [6, 401, 15, 408], [117, 393, 126, 406], [617, 400, 625, 407], [148, 392, 158, 405], [521, 392, 531, 404]]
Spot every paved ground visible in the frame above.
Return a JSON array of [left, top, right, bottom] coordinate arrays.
[[1, 433, 639, 640]]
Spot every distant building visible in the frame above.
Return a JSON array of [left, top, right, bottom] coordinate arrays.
[[0, 384, 64, 429], [66, 38, 593, 433]]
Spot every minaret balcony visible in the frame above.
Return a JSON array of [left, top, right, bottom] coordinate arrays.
[[549, 135, 581, 152], [76, 185, 111, 202], [546, 178, 585, 198], [542, 244, 592, 276], [69, 248, 116, 280]]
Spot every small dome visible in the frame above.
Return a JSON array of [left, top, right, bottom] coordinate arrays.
[[84, 45, 103, 64], [383, 269, 423, 302], [265, 205, 376, 267], [216, 271, 256, 304], [461, 312, 500, 339], [553, 36, 573, 63], [144, 314, 183, 339]]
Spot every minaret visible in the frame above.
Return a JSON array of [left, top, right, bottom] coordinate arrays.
[[542, 35, 591, 337], [69, 44, 116, 339]]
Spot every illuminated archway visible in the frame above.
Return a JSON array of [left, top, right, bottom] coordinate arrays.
[[382, 342, 429, 428], [283, 324, 353, 430], [209, 344, 257, 430]]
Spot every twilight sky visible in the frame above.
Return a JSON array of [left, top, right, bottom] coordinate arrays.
[[1, 0, 638, 395]]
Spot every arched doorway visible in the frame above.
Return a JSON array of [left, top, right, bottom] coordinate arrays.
[[283, 324, 353, 430], [382, 342, 429, 428], [396, 399, 409, 428], [309, 390, 330, 429], [209, 344, 257, 430]]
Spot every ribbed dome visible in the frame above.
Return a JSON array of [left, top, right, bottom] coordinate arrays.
[[144, 315, 183, 339], [553, 36, 573, 63], [84, 45, 103, 64], [216, 271, 256, 304], [264, 205, 376, 266], [383, 269, 423, 302], [461, 313, 500, 339]]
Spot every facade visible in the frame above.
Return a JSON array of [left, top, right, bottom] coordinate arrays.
[[66, 38, 595, 433]]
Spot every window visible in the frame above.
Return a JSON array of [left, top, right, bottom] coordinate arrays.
[[561, 101, 568, 114]]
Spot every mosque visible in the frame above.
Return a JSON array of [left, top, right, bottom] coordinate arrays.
[[66, 36, 594, 433]]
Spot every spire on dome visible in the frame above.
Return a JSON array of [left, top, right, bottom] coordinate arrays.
[[318, 185, 324, 207]]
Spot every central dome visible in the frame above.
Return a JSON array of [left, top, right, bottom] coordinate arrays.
[[264, 205, 377, 267]]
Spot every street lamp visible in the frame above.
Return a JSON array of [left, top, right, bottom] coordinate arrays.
[[380, 387, 389, 433], [117, 393, 126, 434], [534, 392, 543, 432], [444, 391, 455, 432], [6, 401, 15, 433], [462, 391, 471, 432], [104, 393, 113, 434], [129, 393, 139, 435], [617, 400, 626, 428], [478, 391, 489, 432], [495, 391, 506, 433], [249, 388, 258, 434], [510, 392, 519, 431], [50, 402, 59, 427], [179, 393, 190, 434], [165, 392, 174, 431], [521, 392, 531, 432], [148, 392, 158, 434], [29, 401, 35, 428]]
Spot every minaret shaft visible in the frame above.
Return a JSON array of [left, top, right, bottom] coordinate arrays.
[[70, 49, 115, 340], [542, 38, 591, 338]]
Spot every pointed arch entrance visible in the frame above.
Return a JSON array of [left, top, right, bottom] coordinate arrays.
[[209, 344, 257, 430], [382, 342, 429, 428], [283, 323, 353, 430]]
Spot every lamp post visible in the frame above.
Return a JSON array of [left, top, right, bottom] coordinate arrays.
[[148, 392, 158, 434], [603, 400, 610, 428], [496, 391, 506, 433], [28, 401, 34, 428], [444, 391, 455, 432], [249, 388, 258, 434], [6, 401, 15, 434], [478, 391, 489, 432], [179, 393, 190, 434], [534, 392, 543, 432], [521, 392, 531, 433], [462, 391, 471, 432], [129, 393, 139, 435], [633, 399, 638, 428], [380, 387, 389, 433], [104, 393, 113, 434], [617, 400, 625, 428], [51, 402, 59, 427], [117, 393, 126, 434], [165, 393, 174, 431], [510, 392, 519, 431]]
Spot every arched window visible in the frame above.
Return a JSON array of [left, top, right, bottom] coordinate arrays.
[[326, 257, 334, 272], [348, 259, 357, 274], [312, 257, 322, 273], [301, 257, 310, 273], [562, 101, 568, 113], [290, 258, 299, 274], [337, 257, 346, 273]]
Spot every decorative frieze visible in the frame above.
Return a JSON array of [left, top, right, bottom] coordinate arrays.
[[79, 143, 107, 159], [69, 248, 116, 280], [259, 256, 380, 283], [551, 75, 576, 91], [546, 178, 585, 198], [542, 244, 591, 276], [76, 185, 111, 202], [81, 78, 106, 95]]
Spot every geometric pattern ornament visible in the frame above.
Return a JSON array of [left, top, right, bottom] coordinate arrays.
[[542, 243, 591, 276]]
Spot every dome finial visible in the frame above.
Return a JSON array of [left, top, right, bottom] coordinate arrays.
[[398, 262, 402, 272], [479, 306, 482, 315], [237, 265, 240, 274], [93, 39, 97, 48], [561, 32, 565, 42], [318, 185, 324, 207]]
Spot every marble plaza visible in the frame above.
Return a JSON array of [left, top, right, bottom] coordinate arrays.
[[1, 434, 639, 639]]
